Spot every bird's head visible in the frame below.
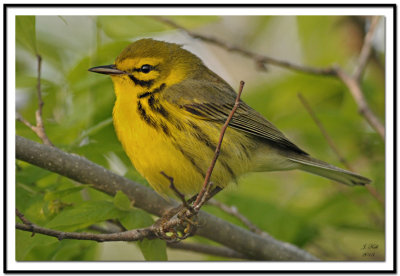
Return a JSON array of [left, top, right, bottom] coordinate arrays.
[[89, 39, 203, 93]]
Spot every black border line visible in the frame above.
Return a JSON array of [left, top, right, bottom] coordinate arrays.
[[3, 3, 398, 7], [3, 2, 7, 275], [4, 3, 396, 274], [393, 4, 397, 275]]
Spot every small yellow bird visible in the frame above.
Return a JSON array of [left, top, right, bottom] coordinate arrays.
[[89, 39, 371, 198]]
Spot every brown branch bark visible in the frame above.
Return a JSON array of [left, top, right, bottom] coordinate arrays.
[[16, 222, 156, 242], [335, 68, 384, 139], [15, 135, 318, 261], [88, 222, 247, 259]]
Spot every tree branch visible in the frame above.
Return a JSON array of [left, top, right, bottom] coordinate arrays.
[[353, 16, 381, 81], [16, 221, 156, 242], [16, 54, 54, 146], [88, 222, 247, 259], [155, 16, 384, 140], [335, 68, 384, 139], [16, 135, 318, 261], [154, 16, 336, 76]]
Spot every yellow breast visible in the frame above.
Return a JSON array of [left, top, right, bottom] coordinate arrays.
[[111, 76, 252, 197]]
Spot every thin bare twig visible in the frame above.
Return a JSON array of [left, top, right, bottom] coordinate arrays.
[[16, 112, 35, 129], [16, 208, 157, 242], [15, 209, 245, 259], [297, 93, 353, 170], [298, 93, 384, 205], [16, 209, 32, 227], [336, 68, 384, 139], [154, 16, 336, 76], [196, 182, 214, 209], [17, 55, 54, 146], [193, 81, 245, 210], [160, 171, 192, 211], [207, 199, 267, 236], [297, 93, 384, 206], [155, 16, 384, 141], [16, 222, 156, 242], [344, 16, 384, 140], [89, 222, 248, 259], [364, 184, 385, 205], [34, 55, 53, 146], [353, 16, 381, 81]]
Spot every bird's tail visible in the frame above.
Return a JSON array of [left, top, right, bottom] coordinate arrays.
[[287, 155, 371, 186]]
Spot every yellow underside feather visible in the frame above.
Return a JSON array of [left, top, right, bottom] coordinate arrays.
[[112, 75, 256, 197]]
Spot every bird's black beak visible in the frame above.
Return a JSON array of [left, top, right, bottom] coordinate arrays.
[[88, 64, 125, 75]]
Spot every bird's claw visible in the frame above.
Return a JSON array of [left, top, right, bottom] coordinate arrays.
[[153, 205, 198, 242]]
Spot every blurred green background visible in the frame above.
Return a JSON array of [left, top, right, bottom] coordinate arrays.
[[15, 15, 385, 261]]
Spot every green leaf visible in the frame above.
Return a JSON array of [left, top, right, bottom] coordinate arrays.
[[119, 209, 153, 229], [98, 16, 219, 40], [16, 164, 52, 185], [98, 16, 169, 40], [119, 209, 167, 260], [17, 193, 48, 224], [113, 190, 133, 211], [16, 184, 37, 212], [138, 239, 167, 261], [16, 16, 37, 54], [49, 240, 98, 261], [16, 230, 58, 260], [46, 200, 123, 231], [44, 186, 85, 201]]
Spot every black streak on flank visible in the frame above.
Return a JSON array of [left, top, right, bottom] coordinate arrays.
[[173, 120, 184, 131], [138, 83, 166, 99], [152, 83, 166, 94], [137, 101, 157, 129], [160, 121, 170, 136], [188, 121, 215, 150], [137, 91, 152, 99], [240, 142, 251, 159], [221, 160, 235, 180], [175, 144, 205, 178], [148, 95, 169, 119], [129, 74, 154, 88]]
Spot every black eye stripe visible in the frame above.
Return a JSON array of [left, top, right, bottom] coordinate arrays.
[[128, 75, 154, 88]]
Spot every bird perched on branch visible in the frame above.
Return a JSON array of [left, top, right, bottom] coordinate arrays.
[[89, 38, 371, 198]]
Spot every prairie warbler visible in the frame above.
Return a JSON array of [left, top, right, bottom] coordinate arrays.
[[89, 39, 371, 197]]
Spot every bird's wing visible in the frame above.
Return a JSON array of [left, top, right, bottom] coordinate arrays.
[[164, 78, 308, 155]]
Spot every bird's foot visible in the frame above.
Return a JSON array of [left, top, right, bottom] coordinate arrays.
[[153, 204, 198, 242]]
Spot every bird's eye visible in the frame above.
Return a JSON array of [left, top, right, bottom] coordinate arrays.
[[140, 64, 153, 73]]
